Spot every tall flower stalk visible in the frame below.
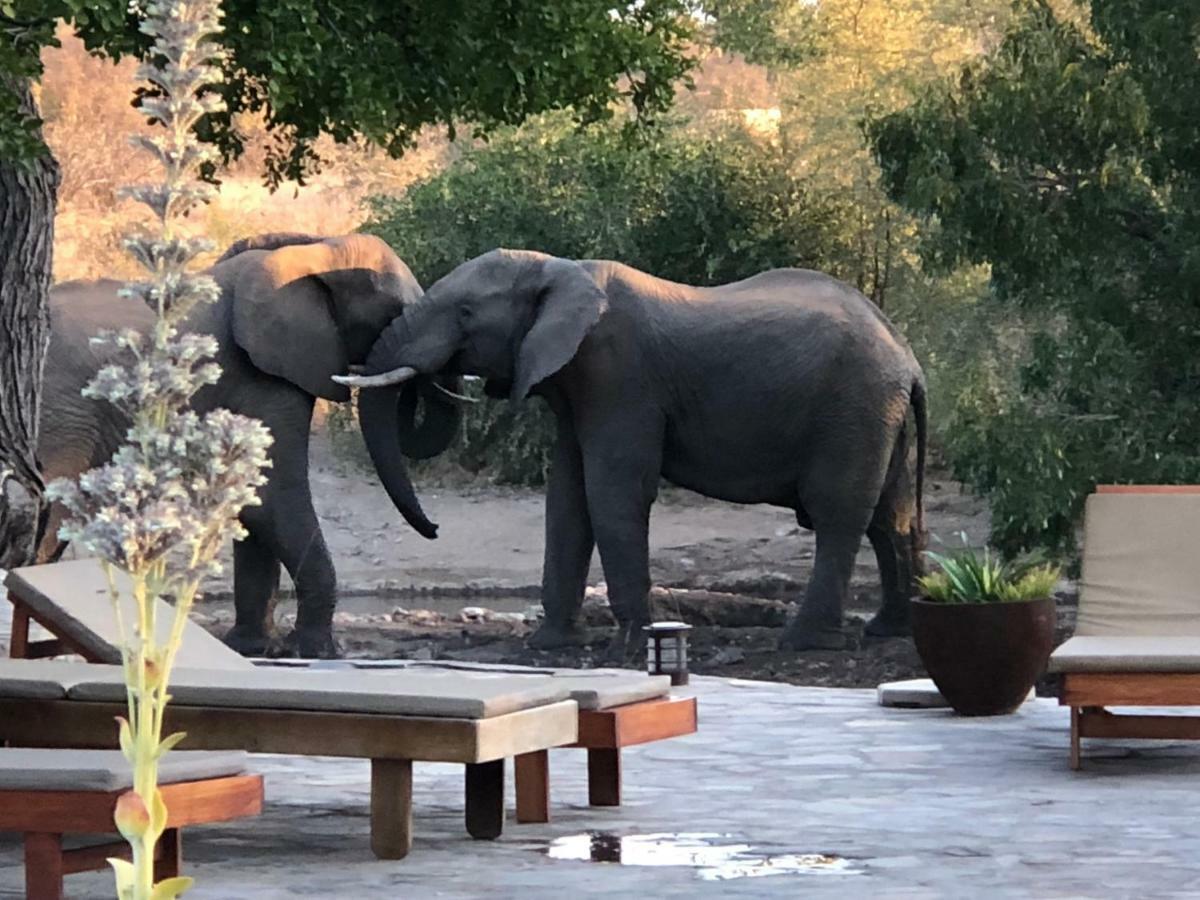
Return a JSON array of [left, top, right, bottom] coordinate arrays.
[[46, 2, 271, 898]]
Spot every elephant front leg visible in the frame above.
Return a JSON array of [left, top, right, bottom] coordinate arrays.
[[224, 530, 282, 657], [583, 450, 659, 666], [528, 427, 595, 650], [270, 486, 341, 659], [780, 529, 862, 651]]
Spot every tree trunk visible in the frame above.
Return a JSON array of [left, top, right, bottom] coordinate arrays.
[[0, 77, 59, 570]]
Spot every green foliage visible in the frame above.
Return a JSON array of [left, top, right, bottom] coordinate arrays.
[[366, 115, 857, 484], [369, 114, 854, 287], [919, 537, 1060, 604], [453, 382, 557, 486], [3, 1, 697, 180], [871, 0, 1200, 557], [701, 0, 821, 68]]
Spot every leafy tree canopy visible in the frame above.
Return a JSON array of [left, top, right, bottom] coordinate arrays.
[[1, 0, 696, 182], [870, 0, 1200, 556]]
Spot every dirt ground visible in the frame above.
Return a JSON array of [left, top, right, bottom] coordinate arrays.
[[183, 426, 1075, 689]]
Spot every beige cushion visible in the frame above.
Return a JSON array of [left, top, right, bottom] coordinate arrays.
[[1049, 635, 1200, 673], [4, 559, 252, 671], [0, 658, 121, 699], [536, 671, 670, 711], [68, 665, 571, 719], [1077, 494, 1200, 636], [260, 660, 673, 711], [0, 749, 246, 792]]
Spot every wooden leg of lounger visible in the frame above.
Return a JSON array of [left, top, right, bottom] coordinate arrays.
[[465, 760, 505, 840], [515, 750, 550, 824], [370, 758, 413, 860], [10, 602, 30, 659], [25, 831, 65, 900], [1070, 707, 1082, 771], [154, 828, 183, 880], [587, 748, 621, 807]]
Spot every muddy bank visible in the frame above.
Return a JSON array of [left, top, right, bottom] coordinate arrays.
[[179, 425, 1047, 691]]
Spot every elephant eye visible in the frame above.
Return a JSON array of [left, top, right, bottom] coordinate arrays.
[[459, 304, 474, 323]]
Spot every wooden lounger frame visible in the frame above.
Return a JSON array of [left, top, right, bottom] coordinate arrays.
[[1061, 673, 1200, 770], [0, 696, 578, 861], [6, 599, 93, 662], [6, 585, 700, 829], [513, 694, 698, 823], [0, 774, 262, 900], [1058, 485, 1200, 770]]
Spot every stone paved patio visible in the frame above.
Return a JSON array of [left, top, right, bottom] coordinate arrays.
[[3, 676, 1200, 898]]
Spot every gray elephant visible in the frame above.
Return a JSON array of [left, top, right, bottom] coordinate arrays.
[[39, 233, 453, 658], [336, 249, 927, 656]]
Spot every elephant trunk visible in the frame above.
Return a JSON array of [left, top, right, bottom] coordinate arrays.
[[356, 387, 440, 539], [394, 377, 463, 460]]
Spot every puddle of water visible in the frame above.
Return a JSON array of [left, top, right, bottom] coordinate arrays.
[[545, 832, 859, 881]]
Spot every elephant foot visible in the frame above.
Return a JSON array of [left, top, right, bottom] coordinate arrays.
[[863, 610, 912, 639], [222, 624, 274, 658], [530, 619, 595, 652], [527, 619, 590, 650], [600, 619, 650, 668], [779, 623, 847, 651], [276, 626, 342, 660]]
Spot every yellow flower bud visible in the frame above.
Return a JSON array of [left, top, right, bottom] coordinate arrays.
[[114, 790, 151, 840]]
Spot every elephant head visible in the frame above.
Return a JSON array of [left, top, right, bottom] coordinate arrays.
[[220, 233, 463, 537], [335, 250, 608, 411]]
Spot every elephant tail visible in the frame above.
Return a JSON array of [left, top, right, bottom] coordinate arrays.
[[911, 376, 928, 562]]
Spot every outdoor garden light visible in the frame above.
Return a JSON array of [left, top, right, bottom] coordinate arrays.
[[644, 621, 692, 686]]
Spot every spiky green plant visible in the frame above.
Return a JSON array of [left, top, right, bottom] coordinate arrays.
[[918, 535, 1060, 604], [45, 2, 271, 898]]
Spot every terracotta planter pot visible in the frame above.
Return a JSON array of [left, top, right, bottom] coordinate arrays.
[[910, 596, 1057, 716]]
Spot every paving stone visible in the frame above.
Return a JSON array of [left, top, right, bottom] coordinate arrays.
[[2, 677, 1199, 898]]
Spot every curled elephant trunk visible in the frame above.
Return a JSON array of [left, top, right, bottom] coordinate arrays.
[[356, 383, 453, 540], [395, 377, 463, 459]]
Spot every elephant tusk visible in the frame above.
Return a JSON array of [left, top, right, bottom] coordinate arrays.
[[430, 382, 479, 404], [332, 365, 420, 388]]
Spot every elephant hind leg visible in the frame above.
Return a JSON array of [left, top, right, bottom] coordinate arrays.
[[780, 528, 862, 650], [781, 422, 899, 651], [863, 431, 920, 638]]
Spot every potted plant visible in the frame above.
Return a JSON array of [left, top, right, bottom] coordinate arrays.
[[911, 540, 1060, 716]]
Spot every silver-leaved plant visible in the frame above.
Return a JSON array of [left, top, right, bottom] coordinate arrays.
[[45, 2, 271, 898]]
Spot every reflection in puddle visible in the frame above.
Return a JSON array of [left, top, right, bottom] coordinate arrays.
[[546, 833, 858, 881]]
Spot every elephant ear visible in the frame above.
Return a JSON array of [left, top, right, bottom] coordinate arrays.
[[511, 259, 608, 402], [230, 244, 351, 402]]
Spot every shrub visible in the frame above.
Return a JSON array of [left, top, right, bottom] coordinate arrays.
[[365, 114, 857, 485], [919, 537, 1060, 604]]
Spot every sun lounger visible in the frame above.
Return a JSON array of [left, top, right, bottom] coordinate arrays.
[[0, 658, 578, 860], [4, 558, 247, 669], [261, 659, 699, 823], [0, 748, 260, 900], [4, 559, 698, 823], [1048, 486, 1200, 769]]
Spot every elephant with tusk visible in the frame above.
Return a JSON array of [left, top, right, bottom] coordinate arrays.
[[337, 249, 928, 661], [39, 232, 465, 659]]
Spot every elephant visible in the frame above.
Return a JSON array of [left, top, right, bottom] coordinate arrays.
[[336, 249, 928, 658], [39, 233, 453, 658]]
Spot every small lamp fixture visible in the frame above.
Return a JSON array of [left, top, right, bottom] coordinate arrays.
[[643, 621, 692, 686]]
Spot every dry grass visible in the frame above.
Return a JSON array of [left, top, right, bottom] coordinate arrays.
[[39, 28, 768, 283], [39, 26, 449, 282]]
